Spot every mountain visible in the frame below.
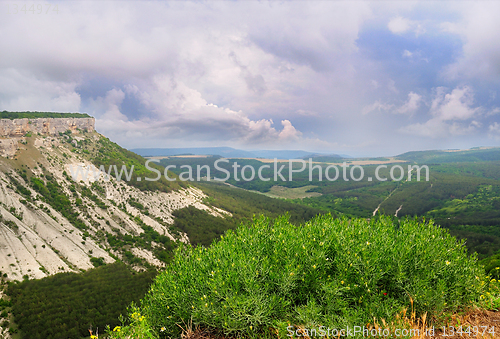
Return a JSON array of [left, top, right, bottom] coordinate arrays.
[[130, 146, 344, 159], [0, 128, 227, 281], [0, 115, 323, 282]]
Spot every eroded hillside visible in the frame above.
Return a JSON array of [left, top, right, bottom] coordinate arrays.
[[0, 129, 228, 280]]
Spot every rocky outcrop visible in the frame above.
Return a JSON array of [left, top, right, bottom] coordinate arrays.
[[0, 117, 95, 137], [0, 138, 21, 157]]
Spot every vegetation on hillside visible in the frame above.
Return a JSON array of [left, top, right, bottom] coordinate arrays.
[[198, 182, 324, 223], [6, 263, 156, 339], [0, 111, 91, 119], [108, 215, 499, 338], [87, 137, 187, 193], [396, 148, 500, 163]]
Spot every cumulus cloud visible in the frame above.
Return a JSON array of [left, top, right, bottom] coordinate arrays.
[[399, 86, 488, 137], [92, 81, 305, 148], [0, 69, 81, 112], [443, 2, 500, 80], [388, 16, 425, 36], [396, 92, 422, 115], [388, 17, 412, 34], [429, 86, 478, 121]]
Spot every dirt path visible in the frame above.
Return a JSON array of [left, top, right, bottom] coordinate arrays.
[[395, 205, 403, 217], [373, 186, 399, 216]]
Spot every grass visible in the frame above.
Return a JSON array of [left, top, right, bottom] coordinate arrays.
[[106, 214, 499, 339], [259, 185, 322, 199]]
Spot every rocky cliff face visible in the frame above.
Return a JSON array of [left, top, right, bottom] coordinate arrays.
[[0, 117, 95, 137], [0, 138, 22, 158], [0, 130, 229, 281]]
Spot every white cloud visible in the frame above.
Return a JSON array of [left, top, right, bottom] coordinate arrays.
[[93, 79, 307, 148], [399, 86, 492, 137], [430, 86, 478, 121], [443, 2, 500, 80], [278, 120, 302, 141], [489, 122, 500, 140], [387, 16, 424, 36], [388, 17, 412, 34], [89, 89, 128, 121], [402, 50, 413, 58], [362, 101, 394, 115], [0, 69, 81, 112], [363, 91, 421, 116], [396, 92, 422, 115]]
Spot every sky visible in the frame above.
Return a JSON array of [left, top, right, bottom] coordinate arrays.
[[1, 1, 500, 157]]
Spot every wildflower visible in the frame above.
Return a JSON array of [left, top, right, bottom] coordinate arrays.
[[113, 326, 121, 332], [445, 261, 451, 265], [366, 241, 371, 245], [341, 281, 344, 284], [383, 293, 387, 296], [312, 265, 316, 269]]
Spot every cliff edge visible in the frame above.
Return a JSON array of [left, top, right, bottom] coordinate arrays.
[[0, 117, 95, 137]]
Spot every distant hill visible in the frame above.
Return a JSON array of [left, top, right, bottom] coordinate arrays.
[[131, 147, 344, 159], [396, 147, 500, 163], [131, 147, 256, 158]]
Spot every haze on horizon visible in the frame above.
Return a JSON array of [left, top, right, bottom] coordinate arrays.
[[1, 1, 500, 157]]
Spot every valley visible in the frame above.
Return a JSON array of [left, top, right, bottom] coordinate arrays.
[[1, 113, 500, 338]]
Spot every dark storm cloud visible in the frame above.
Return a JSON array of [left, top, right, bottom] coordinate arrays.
[[0, 1, 499, 155]]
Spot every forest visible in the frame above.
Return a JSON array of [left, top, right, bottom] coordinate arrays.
[[158, 154, 500, 258], [6, 263, 156, 339]]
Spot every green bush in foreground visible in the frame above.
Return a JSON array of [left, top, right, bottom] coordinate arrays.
[[112, 215, 489, 338]]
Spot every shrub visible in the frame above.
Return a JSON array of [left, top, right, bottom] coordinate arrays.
[[116, 215, 488, 338]]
